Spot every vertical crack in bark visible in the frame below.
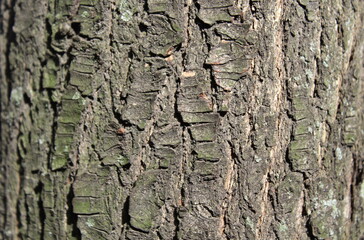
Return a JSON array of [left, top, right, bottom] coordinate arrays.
[[218, 140, 236, 239], [168, 1, 195, 237], [295, 179, 306, 237], [302, 178, 316, 239], [175, 0, 193, 225], [1, 1, 19, 236], [172, 53, 185, 240], [106, 0, 125, 125], [66, 183, 81, 239], [34, 181, 46, 240], [4, 0, 17, 100], [15, 128, 25, 239], [121, 196, 131, 227], [344, 152, 355, 237], [47, 88, 59, 170], [172, 206, 180, 240]]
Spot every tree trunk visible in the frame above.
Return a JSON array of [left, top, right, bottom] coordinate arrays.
[[1, 0, 363, 239]]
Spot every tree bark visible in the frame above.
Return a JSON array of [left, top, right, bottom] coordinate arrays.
[[1, 0, 363, 239]]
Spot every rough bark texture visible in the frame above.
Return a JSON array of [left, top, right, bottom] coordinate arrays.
[[1, 0, 363, 239]]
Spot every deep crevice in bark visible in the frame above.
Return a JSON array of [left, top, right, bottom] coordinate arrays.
[[15, 131, 25, 239], [70, 22, 81, 36], [4, 0, 17, 100], [302, 178, 317, 240], [47, 88, 58, 170], [305, 219, 318, 240], [351, 153, 363, 222], [34, 181, 45, 240], [15, 198, 22, 239], [172, 207, 180, 240], [66, 185, 81, 240], [122, 196, 131, 226]]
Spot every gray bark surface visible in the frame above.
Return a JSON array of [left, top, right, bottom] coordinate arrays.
[[0, 0, 363, 239]]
